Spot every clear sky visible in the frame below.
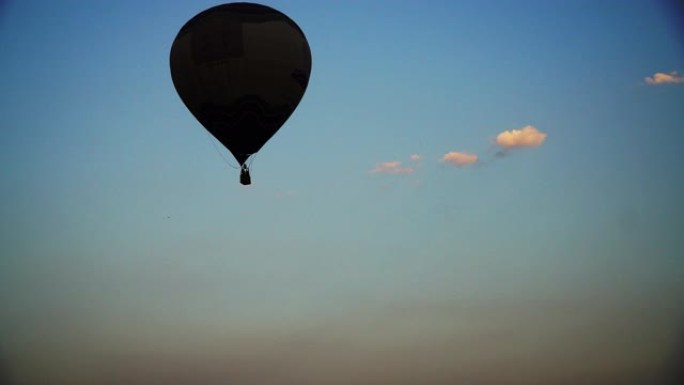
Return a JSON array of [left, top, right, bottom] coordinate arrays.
[[1, 0, 684, 383]]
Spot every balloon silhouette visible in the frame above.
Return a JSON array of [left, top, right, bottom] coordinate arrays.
[[170, 3, 312, 185]]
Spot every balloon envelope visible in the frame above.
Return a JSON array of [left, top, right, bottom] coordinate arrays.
[[170, 3, 312, 169]]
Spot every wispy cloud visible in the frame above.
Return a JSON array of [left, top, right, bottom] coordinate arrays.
[[644, 71, 684, 85], [371, 126, 547, 176], [441, 151, 478, 166], [495, 125, 547, 149], [369, 161, 413, 175]]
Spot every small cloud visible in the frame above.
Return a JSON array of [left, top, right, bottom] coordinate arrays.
[[441, 151, 478, 166], [495, 125, 547, 149], [644, 71, 684, 85], [409, 154, 421, 162], [369, 161, 414, 175]]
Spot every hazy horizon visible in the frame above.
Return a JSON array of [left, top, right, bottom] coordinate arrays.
[[1, 0, 683, 383]]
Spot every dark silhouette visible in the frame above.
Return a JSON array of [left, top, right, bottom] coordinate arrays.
[[660, 325, 684, 384], [0, 354, 13, 385], [170, 3, 312, 185]]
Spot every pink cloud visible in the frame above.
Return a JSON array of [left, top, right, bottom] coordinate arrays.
[[409, 154, 421, 162], [644, 71, 684, 85], [495, 125, 547, 149], [441, 151, 478, 166], [369, 161, 414, 175]]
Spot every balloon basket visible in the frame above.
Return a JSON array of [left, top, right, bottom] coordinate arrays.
[[240, 167, 251, 185]]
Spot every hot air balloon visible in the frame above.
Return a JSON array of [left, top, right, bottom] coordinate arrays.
[[170, 3, 312, 185]]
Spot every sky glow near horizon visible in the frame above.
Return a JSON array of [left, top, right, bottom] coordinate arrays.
[[1, 1, 684, 383]]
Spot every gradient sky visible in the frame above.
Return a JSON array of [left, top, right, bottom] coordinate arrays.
[[1, 1, 684, 384]]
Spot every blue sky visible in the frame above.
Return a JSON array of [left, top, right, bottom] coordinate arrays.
[[1, 1, 684, 383]]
